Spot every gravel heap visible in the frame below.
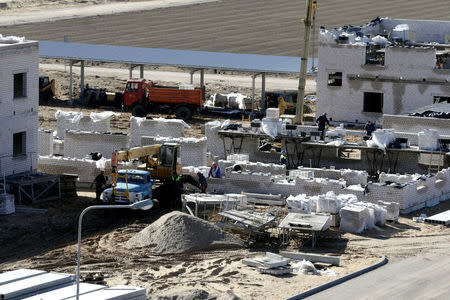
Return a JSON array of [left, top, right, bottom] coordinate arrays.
[[125, 211, 244, 254]]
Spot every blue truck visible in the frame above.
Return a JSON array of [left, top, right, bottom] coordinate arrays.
[[102, 169, 153, 209]]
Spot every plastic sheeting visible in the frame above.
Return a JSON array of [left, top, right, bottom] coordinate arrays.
[[90, 111, 120, 123], [131, 116, 191, 128], [261, 118, 282, 138], [418, 129, 440, 150], [369, 129, 395, 153], [55, 110, 83, 124], [0, 34, 25, 43]]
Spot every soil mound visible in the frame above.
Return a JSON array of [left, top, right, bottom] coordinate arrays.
[[125, 211, 244, 254]]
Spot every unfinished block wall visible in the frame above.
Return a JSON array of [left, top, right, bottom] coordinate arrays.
[[56, 115, 110, 139], [64, 130, 129, 159], [205, 122, 225, 158], [383, 115, 450, 136], [295, 167, 368, 186], [38, 130, 53, 156], [141, 136, 207, 167], [0, 39, 39, 176], [207, 171, 346, 198], [218, 160, 286, 176], [130, 117, 187, 147]]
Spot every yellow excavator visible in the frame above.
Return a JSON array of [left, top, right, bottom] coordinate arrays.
[[39, 76, 55, 102], [107, 143, 201, 207]]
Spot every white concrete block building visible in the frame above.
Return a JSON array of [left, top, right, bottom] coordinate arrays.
[[316, 18, 450, 123], [0, 36, 39, 176]]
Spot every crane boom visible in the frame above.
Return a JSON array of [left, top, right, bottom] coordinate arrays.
[[295, 0, 316, 125]]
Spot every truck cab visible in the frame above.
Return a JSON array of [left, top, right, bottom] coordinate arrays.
[[122, 78, 202, 120], [102, 169, 153, 209]]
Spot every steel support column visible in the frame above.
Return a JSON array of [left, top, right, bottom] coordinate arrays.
[[200, 69, 205, 101], [251, 74, 256, 117], [69, 60, 73, 105], [140, 65, 144, 78], [261, 73, 266, 114], [80, 60, 85, 101], [129, 65, 133, 78]]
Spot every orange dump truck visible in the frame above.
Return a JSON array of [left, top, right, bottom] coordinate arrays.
[[123, 79, 202, 120]]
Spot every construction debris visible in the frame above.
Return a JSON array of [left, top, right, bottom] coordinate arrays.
[[242, 252, 293, 275], [425, 210, 450, 225], [279, 252, 340, 266]]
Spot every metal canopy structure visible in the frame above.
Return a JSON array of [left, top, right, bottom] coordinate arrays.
[[39, 41, 315, 111]]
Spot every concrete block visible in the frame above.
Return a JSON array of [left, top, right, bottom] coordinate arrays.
[[55, 113, 110, 139], [0, 193, 15, 215], [64, 130, 129, 159], [339, 205, 369, 233], [130, 117, 187, 147], [141, 136, 207, 167]]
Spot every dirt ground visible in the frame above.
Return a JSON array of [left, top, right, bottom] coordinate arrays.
[[1, 191, 449, 299]]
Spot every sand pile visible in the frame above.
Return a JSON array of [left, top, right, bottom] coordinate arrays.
[[125, 211, 244, 253]]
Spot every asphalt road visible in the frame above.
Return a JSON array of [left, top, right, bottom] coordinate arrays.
[[1, 0, 449, 56], [305, 253, 450, 300]]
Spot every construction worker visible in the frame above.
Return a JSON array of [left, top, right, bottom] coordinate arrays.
[[90, 170, 107, 202], [364, 120, 376, 136], [197, 172, 207, 193], [208, 162, 221, 178], [280, 150, 287, 165], [316, 113, 330, 141]]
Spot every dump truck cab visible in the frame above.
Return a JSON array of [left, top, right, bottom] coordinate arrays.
[[122, 78, 202, 120], [102, 169, 153, 208]]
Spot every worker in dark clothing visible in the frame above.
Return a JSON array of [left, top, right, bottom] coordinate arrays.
[[208, 162, 221, 178], [170, 173, 184, 208], [364, 121, 376, 136], [91, 170, 107, 202], [280, 150, 287, 165], [197, 172, 207, 193], [316, 113, 330, 141]]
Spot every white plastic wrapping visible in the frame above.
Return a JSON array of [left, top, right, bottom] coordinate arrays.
[[339, 205, 370, 234], [55, 110, 83, 124], [261, 118, 282, 138], [371, 129, 395, 153], [418, 129, 439, 150], [90, 111, 120, 122]]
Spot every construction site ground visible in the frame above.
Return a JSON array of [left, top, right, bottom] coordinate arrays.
[[2, 1, 450, 298], [1, 191, 449, 299], [0, 60, 445, 299]]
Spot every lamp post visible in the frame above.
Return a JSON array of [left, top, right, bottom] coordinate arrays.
[[76, 200, 152, 300]]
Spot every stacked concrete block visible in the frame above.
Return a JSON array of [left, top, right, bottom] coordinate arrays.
[[55, 113, 110, 139], [64, 130, 129, 159], [0, 193, 15, 215], [141, 136, 207, 167], [130, 117, 188, 147], [38, 129, 53, 156], [38, 156, 136, 186], [378, 201, 400, 221], [339, 206, 370, 233], [266, 108, 280, 119], [38, 156, 112, 185]]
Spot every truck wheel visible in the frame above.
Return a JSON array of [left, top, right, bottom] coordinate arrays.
[[175, 106, 193, 121], [132, 104, 147, 117]]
